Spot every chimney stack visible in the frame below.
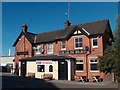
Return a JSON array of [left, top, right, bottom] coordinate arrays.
[[64, 20, 71, 27], [22, 24, 28, 32]]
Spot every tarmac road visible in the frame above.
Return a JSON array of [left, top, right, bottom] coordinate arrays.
[[1, 73, 119, 90], [2, 73, 57, 88]]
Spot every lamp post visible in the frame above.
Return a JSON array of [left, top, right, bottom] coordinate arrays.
[[85, 46, 89, 82]]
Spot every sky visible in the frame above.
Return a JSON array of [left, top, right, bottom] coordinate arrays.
[[2, 2, 118, 56]]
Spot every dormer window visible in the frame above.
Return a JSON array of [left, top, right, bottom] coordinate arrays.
[[74, 37, 82, 49], [61, 41, 66, 50], [92, 37, 98, 48]]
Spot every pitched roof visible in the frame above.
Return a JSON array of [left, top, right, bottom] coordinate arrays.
[[13, 19, 112, 46], [13, 32, 36, 47], [35, 19, 110, 43], [19, 55, 75, 61], [77, 19, 108, 35], [35, 29, 64, 43], [24, 32, 36, 43]]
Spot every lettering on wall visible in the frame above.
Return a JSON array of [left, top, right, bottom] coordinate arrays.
[[17, 51, 28, 55], [59, 49, 87, 55], [36, 60, 52, 64]]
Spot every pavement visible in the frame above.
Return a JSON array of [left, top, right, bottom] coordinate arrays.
[[47, 79, 118, 88], [0, 72, 119, 90]]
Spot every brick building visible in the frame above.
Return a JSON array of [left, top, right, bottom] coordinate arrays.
[[13, 20, 113, 81]]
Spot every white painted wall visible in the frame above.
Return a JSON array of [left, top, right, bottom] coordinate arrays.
[[53, 61, 58, 79], [67, 59, 75, 81], [67, 59, 71, 81], [19, 62, 21, 76], [19, 60, 75, 81], [27, 61, 36, 74], [0, 56, 14, 66], [26, 60, 58, 80]]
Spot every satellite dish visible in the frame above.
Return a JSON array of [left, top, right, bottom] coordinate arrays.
[[39, 47, 44, 53]]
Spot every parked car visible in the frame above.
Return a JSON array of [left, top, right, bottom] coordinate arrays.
[[5, 64, 13, 73], [0, 66, 7, 72]]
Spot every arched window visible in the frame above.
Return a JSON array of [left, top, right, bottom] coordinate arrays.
[[49, 65, 53, 72]]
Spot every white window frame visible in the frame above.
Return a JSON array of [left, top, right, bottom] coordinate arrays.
[[76, 59, 84, 72], [89, 58, 99, 72], [47, 43, 53, 54], [92, 37, 98, 48], [36, 45, 41, 55], [61, 41, 66, 50], [74, 36, 83, 49], [37, 65, 45, 72], [49, 65, 53, 72]]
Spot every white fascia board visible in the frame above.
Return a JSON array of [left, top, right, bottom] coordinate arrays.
[[82, 28, 90, 36]]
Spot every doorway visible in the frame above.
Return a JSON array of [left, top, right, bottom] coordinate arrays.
[[58, 60, 68, 80], [21, 61, 26, 76]]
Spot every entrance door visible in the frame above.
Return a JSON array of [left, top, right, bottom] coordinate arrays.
[[21, 61, 26, 76], [58, 60, 68, 80]]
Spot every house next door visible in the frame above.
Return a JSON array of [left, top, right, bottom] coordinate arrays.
[[58, 60, 68, 80], [21, 61, 26, 76]]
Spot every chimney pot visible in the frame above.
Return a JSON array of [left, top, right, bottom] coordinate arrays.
[[64, 20, 71, 27], [22, 24, 28, 32]]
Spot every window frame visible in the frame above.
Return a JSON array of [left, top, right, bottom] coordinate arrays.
[[76, 59, 84, 72], [47, 43, 53, 54], [61, 41, 66, 50], [49, 65, 53, 72], [36, 45, 41, 55], [74, 36, 83, 49], [92, 37, 98, 48], [37, 65, 45, 72], [89, 59, 99, 72]]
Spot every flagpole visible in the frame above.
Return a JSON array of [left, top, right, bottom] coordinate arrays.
[[68, 0, 70, 20]]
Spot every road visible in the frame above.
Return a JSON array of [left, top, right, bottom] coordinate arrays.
[[1, 73, 119, 90]]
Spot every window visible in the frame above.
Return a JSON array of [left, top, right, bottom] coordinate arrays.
[[92, 37, 98, 48], [74, 37, 82, 49], [76, 59, 84, 71], [90, 59, 99, 72], [36, 45, 41, 54], [49, 65, 53, 72], [47, 43, 53, 54], [61, 41, 66, 50], [37, 65, 45, 72]]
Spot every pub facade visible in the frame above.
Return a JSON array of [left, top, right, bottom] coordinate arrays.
[[13, 20, 114, 81]]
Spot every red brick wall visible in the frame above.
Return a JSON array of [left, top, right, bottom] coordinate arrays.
[[32, 34, 104, 79], [65, 35, 104, 79], [54, 41, 61, 55], [15, 35, 32, 67], [15, 33, 106, 80], [33, 41, 61, 55]]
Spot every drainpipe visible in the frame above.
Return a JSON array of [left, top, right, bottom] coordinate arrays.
[[86, 54, 88, 81], [24, 35, 25, 57], [85, 36, 91, 81]]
